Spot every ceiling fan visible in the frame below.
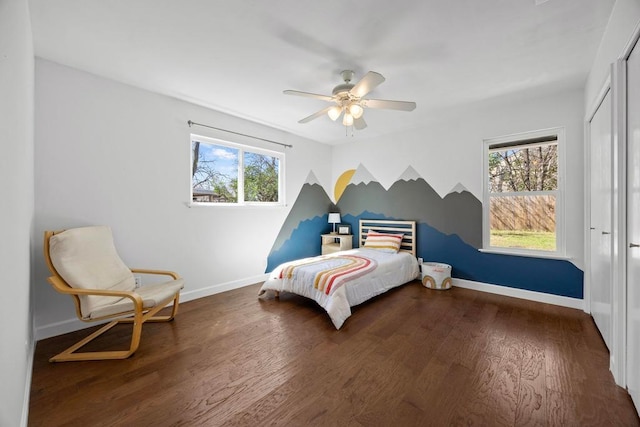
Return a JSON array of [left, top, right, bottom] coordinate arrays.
[[284, 70, 416, 130]]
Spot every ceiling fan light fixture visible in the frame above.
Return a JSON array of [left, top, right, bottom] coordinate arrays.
[[284, 70, 416, 133], [327, 105, 342, 121], [348, 103, 364, 119]]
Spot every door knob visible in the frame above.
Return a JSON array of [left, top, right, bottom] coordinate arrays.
[[590, 227, 596, 230], [630, 243, 640, 248], [602, 231, 611, 235]]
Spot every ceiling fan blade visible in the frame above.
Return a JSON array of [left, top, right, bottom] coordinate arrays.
[[284, 90, 333, 102], [299, 106, 333, 123], [363, 98, 416, 111], [350, 71, 385, 98], [353, 116, 367, 130]]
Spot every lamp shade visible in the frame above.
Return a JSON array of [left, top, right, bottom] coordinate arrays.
[[328, 213, 341, 224], [327, 106, 342, 121], [349, 103, 364, 119]]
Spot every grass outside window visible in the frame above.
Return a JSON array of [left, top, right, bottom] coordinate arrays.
[[490, 230, 556, 252]]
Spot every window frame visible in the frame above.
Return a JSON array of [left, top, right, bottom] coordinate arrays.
[[481, 127, 566, 258], [190, 133, 285, 207]]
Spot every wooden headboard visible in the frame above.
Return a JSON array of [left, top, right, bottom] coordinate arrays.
[[359, 219, 417, 257]]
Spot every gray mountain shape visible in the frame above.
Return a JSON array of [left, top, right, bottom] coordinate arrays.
[[305, 170, 321, 186], [337, 177, 482, 248], [270, 182, 333, 252], [397, 165, 421, 182], [349, 164, 376, 186], [449, 182, 469, 194]]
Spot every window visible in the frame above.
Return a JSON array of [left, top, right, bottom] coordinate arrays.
[[191, 134, 284, 205], [483, 128, 564, 256]]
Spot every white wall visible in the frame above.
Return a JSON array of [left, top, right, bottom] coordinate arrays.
[[585, 0, 640, 110], [0, 0, 34, 425], [33, 59, 332, 338], [332, 87, 585, 269]]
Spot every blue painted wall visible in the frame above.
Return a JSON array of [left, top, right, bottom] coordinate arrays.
[[266, 214, 329, 272]]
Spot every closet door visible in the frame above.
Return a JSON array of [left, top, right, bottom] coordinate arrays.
[[589, 88, 613, 350], [626, 37, 640, 410]]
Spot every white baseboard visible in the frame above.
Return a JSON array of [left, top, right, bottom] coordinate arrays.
[[35, 275, 582, 340], [179, 273, 268, 303], [34, 273, 269, 341], [453, 278, 584, 310]]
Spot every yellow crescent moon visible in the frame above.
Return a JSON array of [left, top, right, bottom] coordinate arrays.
[[335, 169, 356, 202]]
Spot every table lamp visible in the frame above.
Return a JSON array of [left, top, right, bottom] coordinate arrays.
[[328, 213, 341, 234]]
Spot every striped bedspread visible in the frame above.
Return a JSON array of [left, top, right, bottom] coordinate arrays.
[[259, 248, 419, 329], [279, 255, 377, 296]]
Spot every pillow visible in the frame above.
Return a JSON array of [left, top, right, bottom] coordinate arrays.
[[363, 230, 404, 253]]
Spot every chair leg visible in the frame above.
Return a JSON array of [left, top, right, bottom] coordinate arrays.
[[49, 318, 142, 362], [49, 293, 180, 362], [146, 294, 180, 322]]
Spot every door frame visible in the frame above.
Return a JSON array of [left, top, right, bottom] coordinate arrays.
[[584, 74, 611, 315], [585, 72, 624, 385], [611, 59, 627, 387], [616, 19, 640, 396]]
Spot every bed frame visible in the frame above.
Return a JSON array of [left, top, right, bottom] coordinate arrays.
[[359, 219, 417, 257]]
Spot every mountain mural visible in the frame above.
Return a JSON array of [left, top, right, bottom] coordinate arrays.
[[337, 165, 482, 248], [398, 165, 422, 181], [449, 183, 469, 194], [412, 221, 582, 298], [264, 165, 583, 299], [349, 163, 377, 185], [265, 171, 334, 272], [338, 211, 582, 299]]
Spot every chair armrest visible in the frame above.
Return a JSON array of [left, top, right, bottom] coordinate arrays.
[[47, 276, 144, 309], [130, 268, 181, 280]]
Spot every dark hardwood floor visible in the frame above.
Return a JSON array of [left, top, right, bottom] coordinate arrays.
[[29, 282, 639, 426]]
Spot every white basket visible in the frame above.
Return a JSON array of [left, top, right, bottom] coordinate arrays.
[[421, 262, 452, 290]]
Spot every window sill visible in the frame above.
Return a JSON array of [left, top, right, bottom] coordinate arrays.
[[479, 248, 571, 261], [186, 202, 286, 208]]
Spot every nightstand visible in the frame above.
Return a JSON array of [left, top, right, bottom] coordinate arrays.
[[321, 234, 352, 255]]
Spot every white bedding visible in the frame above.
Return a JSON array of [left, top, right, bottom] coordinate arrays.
[[258, 248, 419, 329]]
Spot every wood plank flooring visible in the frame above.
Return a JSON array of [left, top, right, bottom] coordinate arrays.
[[29, 282, 640, 426]]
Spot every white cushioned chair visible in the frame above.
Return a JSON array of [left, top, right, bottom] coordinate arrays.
[[43, 226, 184, 362]]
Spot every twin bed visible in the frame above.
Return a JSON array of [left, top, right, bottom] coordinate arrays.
[[259, 219, 420, 329]]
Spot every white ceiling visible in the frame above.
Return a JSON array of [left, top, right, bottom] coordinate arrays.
[[28, 0, 615, 145]]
